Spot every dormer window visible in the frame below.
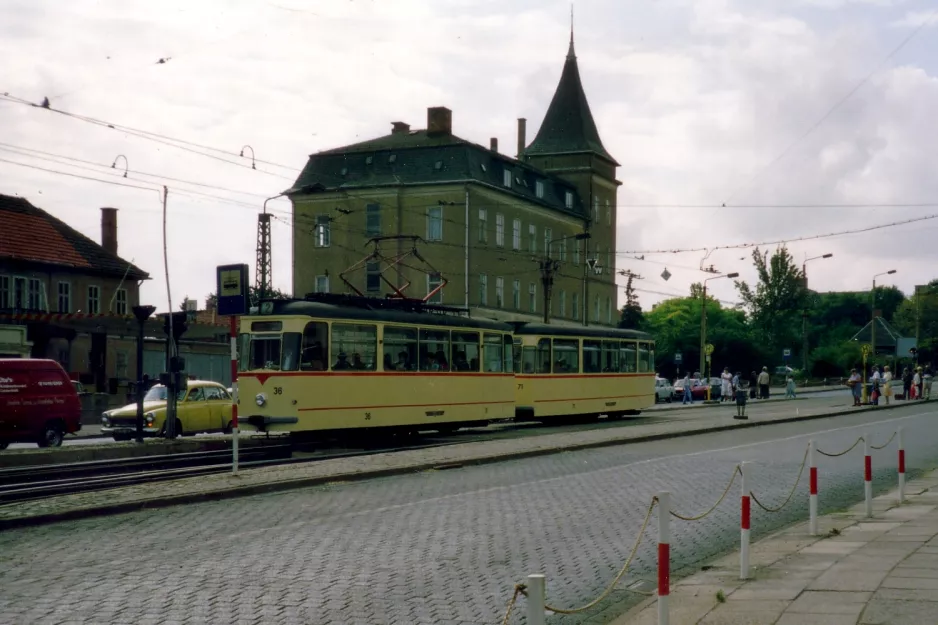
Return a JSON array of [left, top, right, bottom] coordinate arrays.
[[434, 161, 443, 170], [389, 154, 397, 163], [340, 167, 348, 176], [565, 191, 573, 209], [503, 170, 511, 187], [365, 155, 373, 165], [481, 163, 487, 172], [536, 180, 544, 199]]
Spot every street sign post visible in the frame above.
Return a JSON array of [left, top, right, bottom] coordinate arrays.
[[674, 353, 683, 364], [216, 263, 249, 475], [705, 344, 715, 400], [783, 348, 791, 361]]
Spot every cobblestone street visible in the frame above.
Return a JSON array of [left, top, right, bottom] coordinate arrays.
[[1, 404, 936, 625]]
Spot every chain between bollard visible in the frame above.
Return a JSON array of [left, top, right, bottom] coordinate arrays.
[[669, 465, 741, 521], [817, 436, 864, 457], [540, 496, 658, 616], [749, 444, 809, 513], [870, 431, 898, 450], [500, 583, 527, 625]]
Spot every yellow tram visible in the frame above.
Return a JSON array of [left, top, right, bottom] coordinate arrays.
[[511, 323, 656, 421], [236, 296, 516, 435]]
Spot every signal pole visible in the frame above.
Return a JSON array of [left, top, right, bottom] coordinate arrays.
[[538, 258, 561, 324]]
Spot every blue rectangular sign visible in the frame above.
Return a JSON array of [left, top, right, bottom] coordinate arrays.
[[216, 264, 249, 316]]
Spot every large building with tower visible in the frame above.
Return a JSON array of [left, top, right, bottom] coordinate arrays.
[[288, 34, 620, 326]]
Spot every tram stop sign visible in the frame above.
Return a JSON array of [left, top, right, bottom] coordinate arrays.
[[217, 264, 250, 316], [674, 352, 683, 364], [783, 348, 791, 360]]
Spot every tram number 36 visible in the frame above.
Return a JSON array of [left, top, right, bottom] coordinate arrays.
[[273, 387, 283, 395]]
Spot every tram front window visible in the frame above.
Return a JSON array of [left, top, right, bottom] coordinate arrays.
[[247, 335, 282, 371]]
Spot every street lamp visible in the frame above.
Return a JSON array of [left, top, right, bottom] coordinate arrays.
[[802, 253, 833, 372], [700, 271, 739, 395], [871, 269, 897, 360], [540, 232, 590, 324]]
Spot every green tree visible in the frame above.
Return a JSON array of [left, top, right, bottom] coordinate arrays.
[[735, 246, 807, 357], [894, 280, 938, 363], [618, 274, 643, 329]]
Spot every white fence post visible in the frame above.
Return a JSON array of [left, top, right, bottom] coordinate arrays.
[[864, 431, 873, 518], [898, 427, 906, 504], [809, 440, 818, 536], [526, 574, 546, 625], [658, 491, 671, 625], [740, 462, 751, 580]]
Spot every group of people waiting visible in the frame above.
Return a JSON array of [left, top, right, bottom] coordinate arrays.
[[847, 364, 934, 406]]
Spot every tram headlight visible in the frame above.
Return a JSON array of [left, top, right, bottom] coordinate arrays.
[[256, 392, 268, 407]]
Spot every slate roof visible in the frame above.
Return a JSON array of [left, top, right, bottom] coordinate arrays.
[[292, 134, 587, 218], [0, 194, 149, 280], [524, 38, 618, 165]]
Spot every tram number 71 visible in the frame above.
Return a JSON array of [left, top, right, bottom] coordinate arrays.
[[516, 383, 524, 390]]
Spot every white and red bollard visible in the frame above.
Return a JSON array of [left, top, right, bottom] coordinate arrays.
[[808, 440, 818, 536], [740, 462, 751, 580], [658, 491, 671, 625], [230, 315, 240, 475], [898, 427, 905, 504], [864, 431, 872, 518]]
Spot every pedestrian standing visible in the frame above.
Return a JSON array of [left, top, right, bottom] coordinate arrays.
[[925, 364, 934, 400], [785, 374, 797, 399], [749, 370, 758, 400], [720, 367, 733, 403], [682, 372, 693, 405], [882, 366, 893, 405], [870, 366, 881, 405], [914, 367, 923, 400], [902, 367, 912, 400], [848, 368, 862, 406], [757, 367, 770, 399]]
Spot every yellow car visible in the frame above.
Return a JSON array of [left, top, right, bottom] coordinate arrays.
[[101, 380, 234, 441]]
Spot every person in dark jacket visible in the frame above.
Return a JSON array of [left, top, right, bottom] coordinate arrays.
[[749, 371, 758, 399], [902, 367, 913, 400]]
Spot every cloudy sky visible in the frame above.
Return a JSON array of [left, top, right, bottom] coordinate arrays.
[[2, 0, 936, 312]]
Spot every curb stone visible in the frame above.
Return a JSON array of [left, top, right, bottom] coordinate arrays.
[[0, 401, 912, 531]]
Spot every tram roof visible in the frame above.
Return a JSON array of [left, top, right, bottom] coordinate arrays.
[[510, 322, 653, 341], [259, 296, 514, 332]]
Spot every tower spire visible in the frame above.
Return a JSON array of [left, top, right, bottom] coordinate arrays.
[[568, 4, 575, 58]]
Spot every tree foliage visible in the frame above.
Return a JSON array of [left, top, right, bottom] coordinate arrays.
[[618, 274, 643, 329], [735, 246, 806, 355]]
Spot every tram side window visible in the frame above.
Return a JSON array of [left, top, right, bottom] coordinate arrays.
[[637, 341, 651, 373], [512, 340, 522, 374], [248, 335, 281, 370], [504, 334, 514, 373], [331, 323, 377, 371], [238, 333, 251, 372], [419, 329, 450, 371], [552, 339, 579, 373], [484, 333, 505, 372], [383, 326, 417, 371], [602, 341, 620, 373], [583, 340, 602, 373], [619, 341, 637, 373], [451, 331, 480, 371], [281, 332, 302, 371], [300, 322, 328, 371], [521, 346, 536, 374], [536, 338, 551, 373]]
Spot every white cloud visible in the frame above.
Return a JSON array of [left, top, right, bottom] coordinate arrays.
[[890, 10, 938, 28]]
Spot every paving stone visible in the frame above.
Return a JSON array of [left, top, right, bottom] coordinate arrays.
[[776, 614, 859, 625], [860, 597, 938, 624], [808, 567, 889, 592], [785, 590, 870, 615], [880, 575, 938, 590]]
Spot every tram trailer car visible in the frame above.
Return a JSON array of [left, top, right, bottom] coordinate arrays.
[[511, 323, 656, 421], [236, 297, 517, 436]]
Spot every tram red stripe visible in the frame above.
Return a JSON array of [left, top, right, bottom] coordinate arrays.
[[297, 398, 515, 412]]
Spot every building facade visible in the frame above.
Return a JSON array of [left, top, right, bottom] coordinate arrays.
[[290, 35, 620, 326]]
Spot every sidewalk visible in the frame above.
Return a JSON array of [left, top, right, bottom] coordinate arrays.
[[612, 471, 938, 625]]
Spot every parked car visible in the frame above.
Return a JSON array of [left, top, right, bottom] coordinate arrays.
[[0, 358, 82, 449], [654, 377, 673, 403], [101, 380, 234, 441], [71, 380, 91, 396], [672, 377, 722, 401]]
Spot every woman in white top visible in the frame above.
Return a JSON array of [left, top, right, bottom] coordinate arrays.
[[882, 366, 893, 405], [721, 367, 733, 403]]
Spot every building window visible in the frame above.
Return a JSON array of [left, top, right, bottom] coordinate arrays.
[[559, 290, 566, 318], [116, 350, 128, 379], [479, 274, 487, 306], [607, 250, 612, 274], [528, 224, 536, 253], [565, 191, 573, 209], [560, 239, 567, 262], [606, 296, 612, 324], [115, 288, 128, 315], [12, 277, 25, 309], [0, 275, 9, 308], [503, 169, 512, 187], [594, 295, 600, 322], [528, 282, 536, 313], [593, 197, 599, 223], [495, 213, 505, 247], [572, 293, 579, 320], [366, 203, 381, 236], [427, 272, 443, 304], [27, 278, 44, 310], [315, 275, 330, 293], [315, 215, 331, 247], [512, 219, 521, 251], [366, 262, 381, 292], [87, 285, 100, 314], [595, 245, 602, 272], [478, 209, 488, 243], [57, 282, 70, 313], [536, 180, 545, 199], [574, 240, 580, 265], [427, 206, 443, 241], [606, 199, 611, 225], [544, 228, 553, 258], [512, 279, 520, 310], [495, 277, 504, 308]]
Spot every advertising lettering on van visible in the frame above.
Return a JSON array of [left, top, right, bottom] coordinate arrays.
[[0, 376, 27, 394], [37, 380, 64, 387]]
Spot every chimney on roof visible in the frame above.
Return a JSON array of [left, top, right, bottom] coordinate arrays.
[[101, 207, 118, 256], [427, 106, 452, 135], [517, 118, 526, 158], [391, 121, 410, 134], [490, 137, 498, 152]]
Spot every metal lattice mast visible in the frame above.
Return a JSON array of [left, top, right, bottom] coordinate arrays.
[[255, 212, 272, 301]]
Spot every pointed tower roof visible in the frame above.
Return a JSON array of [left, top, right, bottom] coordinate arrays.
[[525, 32, 618, 165]]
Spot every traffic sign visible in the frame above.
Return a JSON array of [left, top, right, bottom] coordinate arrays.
[[783, 348, 791, 359], [705, 344, 714, 356], [217, 264, 250, 316], [674, 352, 683, 364]]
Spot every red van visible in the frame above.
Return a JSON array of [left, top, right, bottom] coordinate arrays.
[[0, 359, 82, 449]]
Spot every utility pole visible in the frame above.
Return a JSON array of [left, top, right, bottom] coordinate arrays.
[[538, 258, 560, 324]]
